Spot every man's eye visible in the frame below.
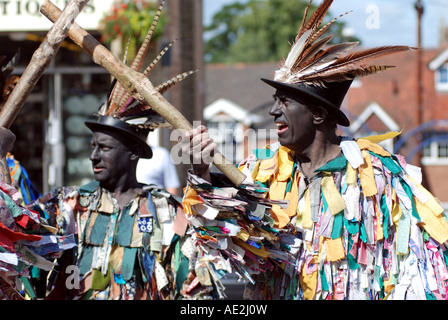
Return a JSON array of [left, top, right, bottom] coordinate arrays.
[[273, 95, 288, 104]]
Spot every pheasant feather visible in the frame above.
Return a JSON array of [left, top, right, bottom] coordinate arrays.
[[275, 0, 413, 87], [100, 0, 197, 131], [296, 0, 333, 40], [130, 0, 166, 72], [156, 70, 198, 95]]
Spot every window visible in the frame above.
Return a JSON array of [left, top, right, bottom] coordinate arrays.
[[438, 142, 448, 158], [440, 65, 448, 83], [422, 131, 448, 165], [435, 64, 448, 92]]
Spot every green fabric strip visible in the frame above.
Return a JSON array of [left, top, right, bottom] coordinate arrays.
[[78, 180, 100, 194], [91, 268, 111, 290], [254, 148, 276, 160], [315, 155, 347, 173], [343, 218, 360, 235], [320, 268, 329, 292], [175, 251, 190, 292], [20, 276, 36, 299], [79, 246, 93, 275], [115, 207, 135, 247], [371, 152, 402, 175], [0, 191, 22, 218], [122, 247, 138, 281], [380, 194, 390, 240], [89, 213, 111, 245], [322, 191, 343, 240], [331, 214, 343, 240]]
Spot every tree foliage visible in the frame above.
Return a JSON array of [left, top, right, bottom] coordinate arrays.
[[205, 0, 359, 64]]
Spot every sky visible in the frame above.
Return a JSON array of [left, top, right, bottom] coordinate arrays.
[[203, 0, 448, 49]]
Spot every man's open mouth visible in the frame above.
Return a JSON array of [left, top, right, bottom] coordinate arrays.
[[276, 122, 289, 135]]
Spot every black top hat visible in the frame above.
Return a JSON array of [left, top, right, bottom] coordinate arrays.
[[85, 115, 153, 159], [261, 78, 352, 127]]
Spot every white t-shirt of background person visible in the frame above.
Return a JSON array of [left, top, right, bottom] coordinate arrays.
[[136, 145, 180, 189]]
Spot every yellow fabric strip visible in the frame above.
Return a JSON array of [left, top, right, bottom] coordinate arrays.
[[233, 238, 270, 258], [409, 176, 444, 216], [182, 186, 203, 216], [361, 131, 402, 145], [321, 173, 346, 215], [359, 150, 378, 197], [325, 238, 346, 262], [415, 198, 448, 244], [277, 146, 294, 181], [250, 160, 260, 181], [357, 139, 391, 157], [299, 263, 318, 300], [269, 176, 287, 202], [346, 162, 358, 185], [269, 179, 290, 229], [392, 199, 402, 224], [256, 152, 279, 183], [376, 207, 384, 241], [236, 228, 250, 242], [285, 171, 300, 217]]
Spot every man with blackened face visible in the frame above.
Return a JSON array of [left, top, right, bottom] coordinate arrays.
[[179, 0, 448, 301]]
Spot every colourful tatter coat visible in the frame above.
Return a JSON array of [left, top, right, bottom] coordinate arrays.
[[31, 181, 222, 300], [183, 135, 448, 300]]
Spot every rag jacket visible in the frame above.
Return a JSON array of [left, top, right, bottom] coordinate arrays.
[[0, 181, 74, 300], [30, 180, 222, 300], [183, 135, 448, 300]]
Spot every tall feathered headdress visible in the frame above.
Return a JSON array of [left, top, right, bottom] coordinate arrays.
[[86, 0, 196, 158], [261, 0, 413, 126]]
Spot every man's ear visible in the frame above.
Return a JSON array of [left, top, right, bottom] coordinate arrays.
[[312, 106, 328, 125], [128, 144, 141, 161]]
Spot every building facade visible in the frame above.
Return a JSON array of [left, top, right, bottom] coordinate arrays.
[[0, 0, 204, 193]]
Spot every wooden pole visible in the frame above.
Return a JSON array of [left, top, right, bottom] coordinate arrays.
[[415, 0, 424, 168], [40, 0, 247, 187], [0, 0, 89, 184]]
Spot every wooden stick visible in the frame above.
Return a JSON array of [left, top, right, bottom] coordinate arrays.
[[0, 0, 89, 128], [40, 0, 247, 187], [0, 0, 89, 184]]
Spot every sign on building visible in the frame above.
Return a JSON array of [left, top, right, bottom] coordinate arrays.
[[0, 0, 115, 31]]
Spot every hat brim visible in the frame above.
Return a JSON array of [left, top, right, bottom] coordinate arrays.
[[261, 78, 350, 127], [85, 116, 153, 159]]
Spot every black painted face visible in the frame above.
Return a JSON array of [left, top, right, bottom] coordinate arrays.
[[269, 89, 316, 152], [89, 131, 137, 188]]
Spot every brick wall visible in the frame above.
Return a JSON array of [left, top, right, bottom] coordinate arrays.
[[346, 48, 448, 202]]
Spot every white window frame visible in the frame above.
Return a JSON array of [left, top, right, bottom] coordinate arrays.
[[422, 140, 448, 166], [348, 102, 399, 153], [435, 63, 448, 93]]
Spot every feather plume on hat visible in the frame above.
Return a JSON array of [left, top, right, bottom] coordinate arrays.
[[97, 0, 196, 131], [274, 0, 413, 87], [86, 0, 196, 158], [262, 0, 414, 126]]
